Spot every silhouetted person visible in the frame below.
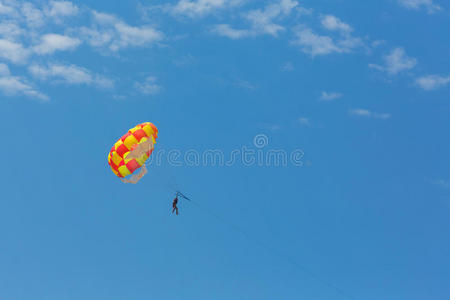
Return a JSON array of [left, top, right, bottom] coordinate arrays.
[[172, 196, 179, 215]]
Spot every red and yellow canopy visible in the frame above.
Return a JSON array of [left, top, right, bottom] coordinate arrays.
[[108, 122, 158, 178]]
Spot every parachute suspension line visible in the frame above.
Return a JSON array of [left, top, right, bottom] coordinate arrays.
[[185, 196, 355, 300], [145, 140, 180, 192], [176, 191, 191, 201]]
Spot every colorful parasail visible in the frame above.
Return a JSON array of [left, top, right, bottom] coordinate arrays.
[[108, 122, 158, 183]]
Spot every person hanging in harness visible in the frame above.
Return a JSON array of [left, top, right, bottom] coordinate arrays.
[[171, 191, 191, 215], [172, 194, 179, 215]]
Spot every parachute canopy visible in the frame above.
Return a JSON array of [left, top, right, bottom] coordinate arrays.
[[108, 122, 158, 181]]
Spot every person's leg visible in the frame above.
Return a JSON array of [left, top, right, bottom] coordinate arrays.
[[175, 207, 179, 215], [172, 207, 175, 213]]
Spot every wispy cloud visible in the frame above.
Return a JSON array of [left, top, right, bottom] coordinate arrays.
[[398, 0, 442, 13], [0, 21, 24, 41], [0, 63, 9, 76], [211, 0, 298, 39], [296, 6, 313, 16], [0, 1, 18, 17], [0, 1, 81, 63], [320, 91, 342, 101], [0, 1, 168, 101], [415, 75, 450, 90], [0, 63, 48, 101], [291, 14, 362, 57], [0, 1, 79, 30], [320, 15, 353, 34], [291, 28, 341, 56], [134, 76, 162, 95], [167, 0, 245, 18], [349, 108, 391, 119], [33, 33, 81, 55], [244, 0, 298, 36], [369, 47, 417, 74], [45, 1, 79, 19], [210, 24, 251, 39], [291, 14, 363, 57], [80, 11, 164, 52], [28, 63, 114, 88], [0, 39, 29, 64], [22, 2, 45, 29]]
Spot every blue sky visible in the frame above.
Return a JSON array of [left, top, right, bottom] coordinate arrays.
[[1, 0, 449, 299]]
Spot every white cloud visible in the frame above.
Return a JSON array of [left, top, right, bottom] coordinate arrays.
[[212, 0, 298, 39], [0, 2, 18, 17], [0, 76, 49, 100], [296, 6, 313, 16], [29, 63, 89, 83], [91, 10, 119, 25], [210, 24, 251, 39], [415, 75, 450, 90], [338, 35, 363, 50], [112, 23, 162, 51], [134, 76, 162, 95], [169, 0, 244, 18], [349, 108, 391, 119], [28, 63, 113, 88], [320, 91, 342, 101], [320, 15, 353, 34], [0, 1, 78, 29], [33, 33, 81, 54], [0, 39, 29, 64], [245, 0, 298, 36], [0, 1, 78, 28], [79, 27, 112, 48], [0, 62, 10, 76], [0, 63, 48, 101], [292, 14, 363, 57], [45, 1, 79, 18], [22, 2, 45, 29], [0, 21, 23, 41], [80, 11, 163, 51], [398, 0, 441, 13], [369, 47, 417, 74], [291, 28, 341, 56]]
